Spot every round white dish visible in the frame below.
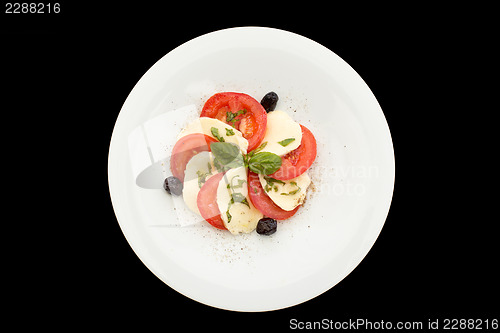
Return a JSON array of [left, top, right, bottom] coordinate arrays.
[[108, 27, 395, 311]]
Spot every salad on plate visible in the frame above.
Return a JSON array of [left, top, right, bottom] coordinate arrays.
[[164, 92, 317, 235]]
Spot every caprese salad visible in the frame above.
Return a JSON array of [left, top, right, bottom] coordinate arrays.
[[164, 92, 317, 235]]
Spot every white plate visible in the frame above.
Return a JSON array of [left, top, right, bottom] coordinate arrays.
[[108, 27, 395, 311]]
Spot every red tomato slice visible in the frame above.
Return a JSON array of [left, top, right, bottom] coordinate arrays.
[[200, 92, 267, 152], [197, 172, 226, 230], [268, 125, 317, 181], [170, 134, 217, 182], [247, 171, 299, 220]]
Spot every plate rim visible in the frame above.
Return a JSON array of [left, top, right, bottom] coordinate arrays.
[[108, 26, 395, 312]]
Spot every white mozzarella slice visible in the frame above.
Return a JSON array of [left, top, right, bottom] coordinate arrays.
[[182, 151, 216, 215], [216, 167, 263, 234], [216, 167, 247, 214], [258, 172, 311, 211], [259, 110, 302, 156], [178, 117, 249, 154], [223, 202, 263, 234]]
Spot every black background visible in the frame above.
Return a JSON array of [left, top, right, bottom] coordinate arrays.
[[2, 2, 497, 330]]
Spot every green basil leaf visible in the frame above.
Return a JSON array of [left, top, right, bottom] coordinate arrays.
[[230, 193, 250, 208], [248, 152, 282, 175], [210, 127, 225, 142], [247, 141, 267, 159], [196, 170, 210, 189], [225, 128, 235, 136], [226, 109, 247, 125], [228, 175, 246, 190], [210, 142, 244, 169], [277, 138, 295, 147], [280, 181, 301, 196]]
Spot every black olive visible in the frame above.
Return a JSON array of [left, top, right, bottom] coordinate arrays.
[[256, 217, 277, 235], [163, 176, 183, 196], [260, 92, 279, 112]]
